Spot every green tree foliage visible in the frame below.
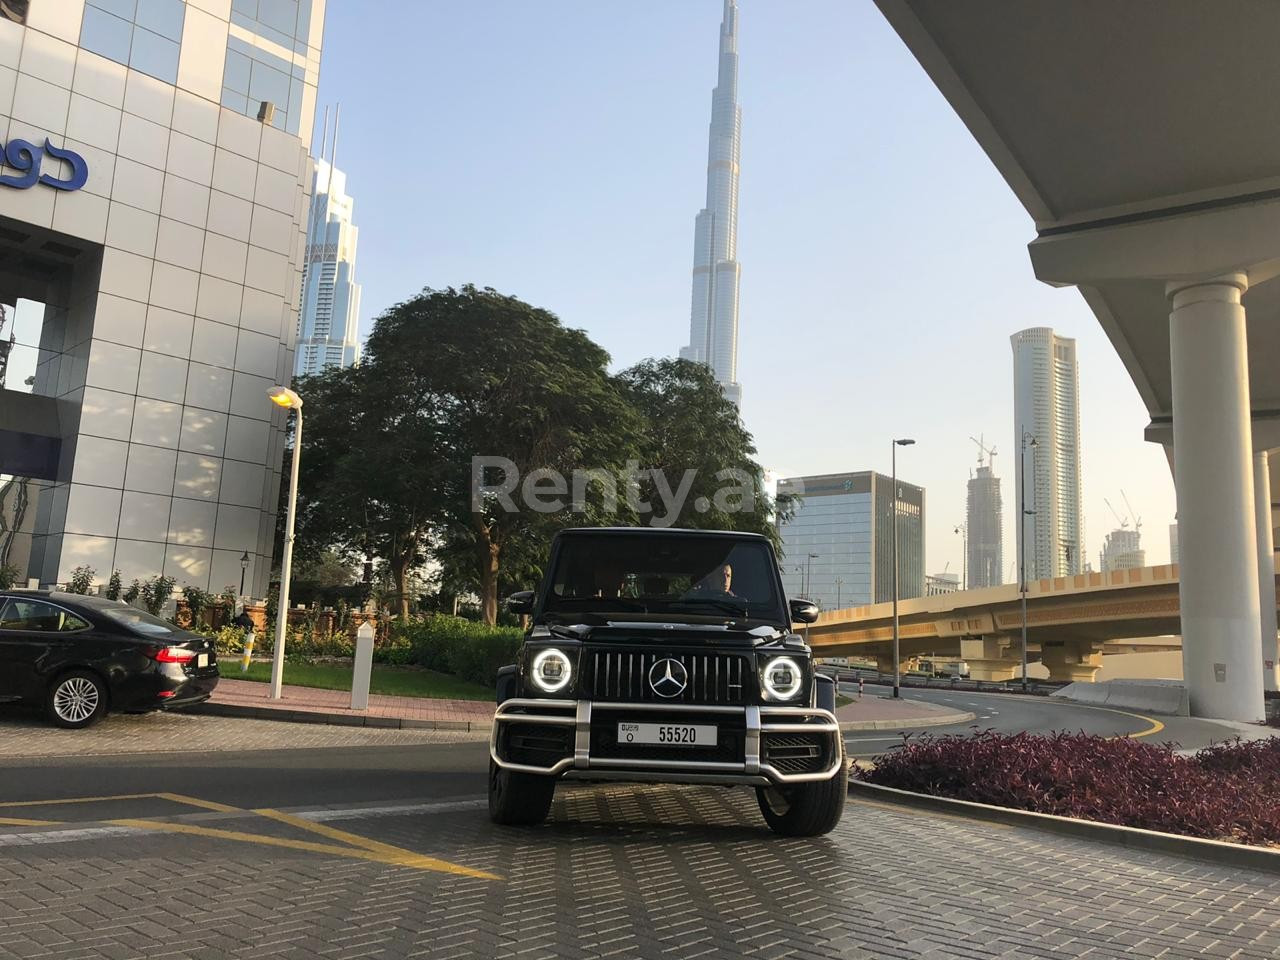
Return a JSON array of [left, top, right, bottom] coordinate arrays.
[[67, 565, 95, 595], [105, 570, 123, 601], [616, 357, 790, 542]]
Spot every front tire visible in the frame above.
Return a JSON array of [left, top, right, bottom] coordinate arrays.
[[46, 671, 108, 729], [757, 757, 848, 837], [488, 759, 556, 825]]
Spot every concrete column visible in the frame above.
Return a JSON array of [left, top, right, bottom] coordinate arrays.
[[1041, 640, 1103, 683], [1168, 273, 1264, 721], [1254, 451, 1279, 692]]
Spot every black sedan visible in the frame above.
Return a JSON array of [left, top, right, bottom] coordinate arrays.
[[0, 591, 219, 729]]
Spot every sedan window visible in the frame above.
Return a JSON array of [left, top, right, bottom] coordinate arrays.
[[99, 606, 187, 639], [0, 599, 90, 632]]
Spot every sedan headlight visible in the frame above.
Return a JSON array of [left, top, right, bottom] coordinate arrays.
[[530, 647, 572, 694], [761, 656, 803, 700]]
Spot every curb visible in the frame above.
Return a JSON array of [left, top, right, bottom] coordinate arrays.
[[847, 780, 1280, 874], [188, 700, 492, 733], [838, 710, 975, 732]]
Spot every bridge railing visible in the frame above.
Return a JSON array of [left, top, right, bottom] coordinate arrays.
[[817, 665, 1070, 698]]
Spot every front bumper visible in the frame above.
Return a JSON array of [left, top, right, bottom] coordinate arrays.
[[491, 699, 843, 786]]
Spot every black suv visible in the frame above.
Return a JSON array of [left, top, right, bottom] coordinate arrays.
[[489, 527, 846, 836]]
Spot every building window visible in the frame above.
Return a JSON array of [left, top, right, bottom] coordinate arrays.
[[79, 0, 185, 85]]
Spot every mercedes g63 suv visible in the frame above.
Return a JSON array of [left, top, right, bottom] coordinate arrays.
[[489, 527, 847, 836]]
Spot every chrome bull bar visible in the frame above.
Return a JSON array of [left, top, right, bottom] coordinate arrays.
[[490, 698, 844, 785]]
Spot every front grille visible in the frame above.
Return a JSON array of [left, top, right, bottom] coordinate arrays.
[[584, 649, 752, 704], [502, 722, 572, 767], [762, 732, 833, 775], [590, 708, 745, 763]]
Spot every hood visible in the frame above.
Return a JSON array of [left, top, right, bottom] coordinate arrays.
[[532, 619, 792, 647]]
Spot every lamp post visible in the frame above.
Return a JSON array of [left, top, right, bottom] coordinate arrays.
[[835, 577, 844, 610], [954, 523, 967, 590], [1020, 431, 1038, 692], [239, 550, 250, 596], [267, 385, 303, 700], [891, 438, 915, 698], [805, 552, 818, 599]]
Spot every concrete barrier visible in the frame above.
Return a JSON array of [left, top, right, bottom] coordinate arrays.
[[1051, 679, 1189, 716]]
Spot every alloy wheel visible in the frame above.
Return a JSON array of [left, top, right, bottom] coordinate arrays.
[[53, 677, 100, 724]]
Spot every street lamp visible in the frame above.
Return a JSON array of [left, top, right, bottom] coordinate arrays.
[[954, 523, 967, 590], [239, 550, 250, 596], [1020, 431, 1038, 692], [805, 552, 819, 599], [267, 385, 303, 700], [835, 577, 844, 610], [891, 438, 915, 698]]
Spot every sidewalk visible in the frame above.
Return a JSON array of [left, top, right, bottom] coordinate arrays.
[[835, 694, 974, 731], [192, 677, 495, 731], [195, 678, 971, 733]]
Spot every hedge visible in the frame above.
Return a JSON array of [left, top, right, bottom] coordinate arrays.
[[379, 615, 524, 686], [859, 730, 1280, 846]]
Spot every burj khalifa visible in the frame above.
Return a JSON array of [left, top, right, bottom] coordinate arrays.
[[680, 0, 743, 408]]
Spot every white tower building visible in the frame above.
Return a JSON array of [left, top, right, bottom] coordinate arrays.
[[1012, 328, 1084, 578], [679, 0, 743, 408], [296, 110, 361, 377]]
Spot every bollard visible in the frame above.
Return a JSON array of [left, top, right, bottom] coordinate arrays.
[[351, 621, 375, 711], [858, 676, 864, 700], [241, 630, 254, 672]]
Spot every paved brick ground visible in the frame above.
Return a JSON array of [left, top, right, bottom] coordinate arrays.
[[210, 677, 496, 725], [1, 783, 1278, 959], [0, 708, 488, 759]]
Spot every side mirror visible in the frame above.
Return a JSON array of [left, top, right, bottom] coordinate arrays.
[[505, 590, 535, 615], [789, 598, 819, 624]]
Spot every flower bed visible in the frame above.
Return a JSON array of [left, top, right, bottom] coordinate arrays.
[[857, 730, 1280, 846]]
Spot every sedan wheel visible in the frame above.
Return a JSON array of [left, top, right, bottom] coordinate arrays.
[[46, 671, 108, 729]]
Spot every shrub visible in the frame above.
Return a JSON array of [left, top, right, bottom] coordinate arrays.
[[123, 579, 141, 604], [386, 615, 523, 686], [105, 570, 123, 601], [140, 575, 176, 616], [0, 562, 18, 589], [858, 730, 1280, 846], [183, 585, 214, 627], [67, 565, 94, 595]]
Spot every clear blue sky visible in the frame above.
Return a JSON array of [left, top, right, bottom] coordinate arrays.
[[315, 0, 1176, 578]]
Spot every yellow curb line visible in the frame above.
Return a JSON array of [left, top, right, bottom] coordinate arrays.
[[0, 816, 62, 826]]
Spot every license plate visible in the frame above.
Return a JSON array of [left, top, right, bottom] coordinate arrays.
[[197, 653, 209, 668], [617, 722, 717, 746]]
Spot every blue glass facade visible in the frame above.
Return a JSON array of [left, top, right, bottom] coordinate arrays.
[[79, 0, 185, 85]]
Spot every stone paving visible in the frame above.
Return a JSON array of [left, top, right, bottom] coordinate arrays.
[[1, 782, 1278, 959], [206, 677, 496, 727], [0, 707, 488, 759]]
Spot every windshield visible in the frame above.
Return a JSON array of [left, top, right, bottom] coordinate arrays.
[[542, 533, 784, 622], [100, 605, 192, 640]]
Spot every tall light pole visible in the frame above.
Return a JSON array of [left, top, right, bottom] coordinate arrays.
[[835, 577, 844, 609], [954, 523, 967, 590], [239, 550, 250, 597], [268, 386, 303, 700], [891, 438, 915, 698], [805, 552, 818, 600], [1020, 431, 1038, 692]]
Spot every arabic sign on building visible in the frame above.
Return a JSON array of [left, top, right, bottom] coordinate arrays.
[[0, 139, 88, 192]]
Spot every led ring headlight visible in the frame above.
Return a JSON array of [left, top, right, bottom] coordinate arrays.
[[762, 656, 803, 700], [531, 647, 572, 694]]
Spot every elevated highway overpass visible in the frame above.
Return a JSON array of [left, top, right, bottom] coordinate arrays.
[[806, 564, 1280, 683], [873, 0, 1280, 719]]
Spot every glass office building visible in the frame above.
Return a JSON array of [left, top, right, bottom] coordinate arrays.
[[0, 1, 325, 595], [776, 471, 925, 611]]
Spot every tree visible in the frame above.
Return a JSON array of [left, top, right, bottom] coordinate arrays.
[[616, 358, 788, 541], [362, 286, 638, 624]]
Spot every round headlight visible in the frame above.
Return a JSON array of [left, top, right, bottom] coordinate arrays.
[[531, 647, 572, 694], [762, 656, 803, 700]]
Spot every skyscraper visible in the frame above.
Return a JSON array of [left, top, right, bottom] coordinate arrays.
[[679, 0, 743, 407], [966, 462, 1003, 587], [1012, 328, 1084, 578], [1100, 526, 1145, 571], [296, 110, 362, 377], [776, 471, 925, 610]]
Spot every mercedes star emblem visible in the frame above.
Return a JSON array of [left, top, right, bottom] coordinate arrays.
[[649, 658, 688, 698]]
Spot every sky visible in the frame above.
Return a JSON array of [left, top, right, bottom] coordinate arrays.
[[312, 0, 1177, 579]]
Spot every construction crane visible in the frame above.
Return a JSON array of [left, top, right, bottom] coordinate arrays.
[[969, 434, 998, 468], [1104, 497, 1130, 530], [1121, 489, 1143, 534]]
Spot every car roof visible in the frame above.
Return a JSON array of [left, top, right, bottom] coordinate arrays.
[[555, 526, 770, 541], [0, 590, 123, 608]]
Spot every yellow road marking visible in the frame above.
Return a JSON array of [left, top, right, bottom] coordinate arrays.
[[1097, 708, 1165, 739], [153, 792, 243, 814], [0, 793, 159, 809], [109, 818, 500, 879], [0, 816, 61, 826]]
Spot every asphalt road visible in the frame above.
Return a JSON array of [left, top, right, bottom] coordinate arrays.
[[839, 681, 1257, 760], [3, 720, 1280, 959]]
